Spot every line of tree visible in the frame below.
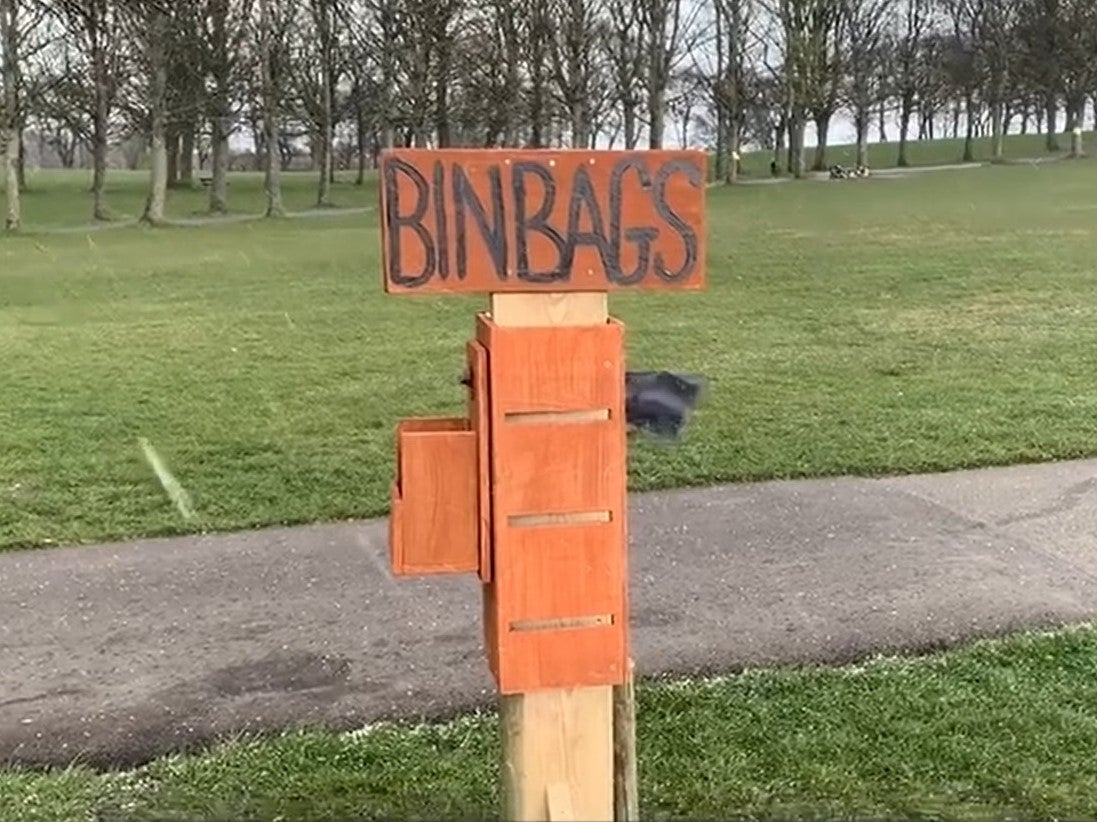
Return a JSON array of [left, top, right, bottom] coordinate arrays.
[[1, 0, 1095, 230]]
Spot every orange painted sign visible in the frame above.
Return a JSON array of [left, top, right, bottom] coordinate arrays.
[[380, 148, 707, 294]]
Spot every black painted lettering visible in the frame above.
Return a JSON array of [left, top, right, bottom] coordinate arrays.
[[383, 158, 435, 288], [608, 157, 659, 285], [432, 161, 450, 280], [652, 159, 701, 283], [512, 161, 567, 283], [453, 164, 507, 281], [561, 166, 615, 277]]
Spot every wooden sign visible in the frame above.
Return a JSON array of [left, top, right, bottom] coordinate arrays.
[[380, 148, 707, 294]]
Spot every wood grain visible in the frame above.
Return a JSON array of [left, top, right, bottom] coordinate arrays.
[[389, 417, 479, 575], [501, 682, 614, 822]]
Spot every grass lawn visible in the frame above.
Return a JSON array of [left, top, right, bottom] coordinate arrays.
[[734, 128, 1096, 176], [4, 147, 1097, 550], [4, 137, 1097, 819], [4, 624, 1097, 821]]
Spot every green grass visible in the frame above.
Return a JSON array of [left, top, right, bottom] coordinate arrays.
[[4, 624, 1097, 821], [4, 168, 377, 228], [733, 127, 1096, 177], [4, 152, 1097, 550]]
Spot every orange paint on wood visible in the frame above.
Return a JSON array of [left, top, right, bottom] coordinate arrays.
[[390, 417, 480, 576], [476, 312, 624, 412], [467, 339, 494, 583], [380, 149, 707, 295], [477, 314, 629, 693]]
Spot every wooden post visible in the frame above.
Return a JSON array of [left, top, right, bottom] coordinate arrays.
[[378, 148, 707, 822], [494, 291, 614, 821], [613, 658, 639, 821]]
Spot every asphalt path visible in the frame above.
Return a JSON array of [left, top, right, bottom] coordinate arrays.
[[3, 457, 1097, 770]]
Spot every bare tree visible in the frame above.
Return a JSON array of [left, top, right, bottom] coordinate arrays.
[[1057, 0, 1096, 156], [1, 0, 19, 230], [1, 0, 49, 197], [842, 0, 895, 168], [606, 0, 646, 148], [893, 0, 937, 165], [642, 0, 700, 148], [978, 0, 1022, 160], [942, 0, 980, 160], [57, 0, 123, 220], [488, 0, 525, 145], [200, 0, 254, 214], [166, 4, 203, 187], [310, 0, 336, 203], [122, 0, 172, 225], [336, 0, 378, 175], [524, 0, 556, 145], [259, 0, 286, 214], [368, 0, 402, 149], [700, 0, 754, 181], [547, 0, 605, 147], [771, 0, 841, 177], [805, 3, 843, 171], [449, 0, 525, 146], [30, 40, 93, 170]]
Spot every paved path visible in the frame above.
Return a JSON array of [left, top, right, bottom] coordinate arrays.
[[3, 458, 1097, 770]]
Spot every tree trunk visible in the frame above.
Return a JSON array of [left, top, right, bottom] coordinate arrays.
[[727, 118, 741, 184], [167, 129, 179, 186], [355, 100, 366, 185], [855, 109, 870, 167], [772, 113, 786, 174], [789, 113, 806, 178], [16, 127, 24, 190], [571, 100, 589, 149], [811, 113, 830, 171], [259, 0, 284, 217], [648, 84, 665, 149], [714, 104, 728, 182], [1066, 98, 1084, 158], [251, 125, 263, 171], [141, 5, 170, 226], [962, 93, 975, 162], [209, 113, 229, 212], [180, 125, 195, 186], [1, 0, 20, 231], [646, 0, 667, 150], [91, 43, 110, 220], [990, 99, 1004, 161], [317, 69, 334, 205], [208, 0, 230, 213], [433, 43, 452, 148], [1045, 93, 1060, 151], [897, 92, 914, 167], [529, 63, 547, 147], [623, 101, 638, 149]]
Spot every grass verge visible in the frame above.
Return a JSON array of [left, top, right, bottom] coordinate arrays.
[[3, 623, 1097, 821]]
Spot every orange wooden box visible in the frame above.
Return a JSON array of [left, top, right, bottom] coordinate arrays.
[[476, 314, 629, 694], [390, 417, 479, 576]]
